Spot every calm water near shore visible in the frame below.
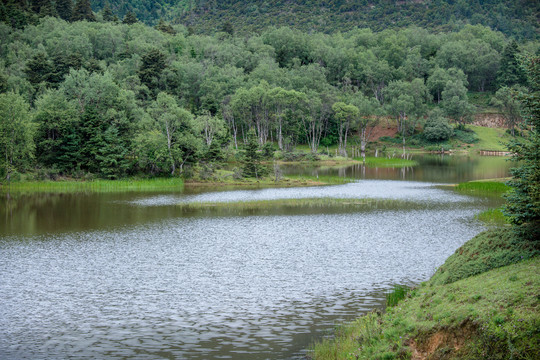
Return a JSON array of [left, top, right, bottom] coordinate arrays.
[[0, 155, 509, 359]]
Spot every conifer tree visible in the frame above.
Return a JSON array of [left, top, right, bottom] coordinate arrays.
[[122, 10, 137, 25], [71, 0, 95, 22], [504, 56, 540, 240], [497, 40, 527, 88], [55, 0, 72, 21], [101, 3, 113, 22]]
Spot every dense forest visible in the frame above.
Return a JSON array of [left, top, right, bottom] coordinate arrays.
[[2, 1, 539, 39], [0, 1, 538, 181]]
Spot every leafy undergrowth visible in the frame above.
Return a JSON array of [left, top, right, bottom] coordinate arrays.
[[310, 229, 540, 360]]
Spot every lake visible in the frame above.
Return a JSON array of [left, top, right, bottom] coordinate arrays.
[[0, 155, 510, 359]]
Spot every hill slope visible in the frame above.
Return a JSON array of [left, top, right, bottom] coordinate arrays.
[[90, 0, 539, 39]]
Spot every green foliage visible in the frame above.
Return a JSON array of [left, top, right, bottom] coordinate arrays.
[[242, 129, 266, 178], [386, 285, 410, 307], [174, 1, 538, 40], [496, 40, 527, 88], [0, 14, 537, 182], [504, 56, 540, 239], [0, 92, 35, 181], [423, 108, 453, 142], [122, 10, 137, 24], [72, 0, 95, 22], [490, 86, 524, 136], [441, 79, 475, 127]]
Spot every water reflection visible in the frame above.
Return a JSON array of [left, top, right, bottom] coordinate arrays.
[[283, 154, 511, 183]]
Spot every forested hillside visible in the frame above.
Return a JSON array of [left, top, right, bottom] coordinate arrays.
[[1, 1, 539, 39], [172, 0, 539, 39], [0, 2, 538, 181]]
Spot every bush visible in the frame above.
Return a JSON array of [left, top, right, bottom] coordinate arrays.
[[423, 109, 453, 142], [454, 128, 479, 143]]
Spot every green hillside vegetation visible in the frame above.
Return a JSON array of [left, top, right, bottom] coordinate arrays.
[[173, 0, 540, 40], [0, 2, 538, 183], [310, 246, 539, 359]]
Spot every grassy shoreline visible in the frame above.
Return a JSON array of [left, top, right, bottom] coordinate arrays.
[[309, 229, 539, 359], [0, 178, 185, 193]]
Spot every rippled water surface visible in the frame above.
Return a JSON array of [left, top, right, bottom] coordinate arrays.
[[0, 156, 508, 359]]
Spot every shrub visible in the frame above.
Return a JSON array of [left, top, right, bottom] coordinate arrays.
[[423, 109, 453, 142]]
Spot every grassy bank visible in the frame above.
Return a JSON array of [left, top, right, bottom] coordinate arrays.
[[0, 178, 184, 193], [310, 229, 540, 359]]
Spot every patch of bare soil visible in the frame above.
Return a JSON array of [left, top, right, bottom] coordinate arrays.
[[407, 320, 477, 360], [370, 124, 399, 141], [474, 113, 506, 128]]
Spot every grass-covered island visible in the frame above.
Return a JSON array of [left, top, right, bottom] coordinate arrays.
[[309, 228, 539, 360]]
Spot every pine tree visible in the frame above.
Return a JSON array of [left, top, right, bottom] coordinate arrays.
[[156, 19, 176, 34], [497, 40, 527, 88], [24, 52, 53, 87], [137, 49, 166, 94], [222, 21, 234, 36], [101, 3, 113, 22], [71, 0, 95, 22], [122, 10, 137, 25], [242, 129, 266, 178], [504, 56, 540, 241], [56, 0, 72, 21]]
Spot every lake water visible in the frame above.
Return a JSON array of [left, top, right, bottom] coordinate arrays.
[[0, 155, 510, 359]]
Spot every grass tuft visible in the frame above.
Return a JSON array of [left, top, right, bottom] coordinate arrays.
[[386, 285, 410, 307]]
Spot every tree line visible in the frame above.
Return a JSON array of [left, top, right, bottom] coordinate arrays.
[[0, 14, 537, 181]]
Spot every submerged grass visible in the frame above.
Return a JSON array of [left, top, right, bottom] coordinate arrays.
[[177, 197, 432, 217], [309, 229, 540, 360], [0, 178, 184, 193]]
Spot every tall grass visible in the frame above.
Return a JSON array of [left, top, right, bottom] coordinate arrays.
[[475, 208, 509, 225], [0, 178, 184, 193], [386, 285, 410, 307], [354, 156, 418, 167], [454, 181, 510, 196]]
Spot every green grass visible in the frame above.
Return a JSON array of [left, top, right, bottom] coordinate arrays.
[[429, 228, 539, 286], [386, 285, 410, 307], [454, 181, 510, 196], [0, 178, 184, 193], [469, 125, 512, 152], [475, 208, 509, 226], [353, 156, 418, 168], [310, 229, 540, 360]]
